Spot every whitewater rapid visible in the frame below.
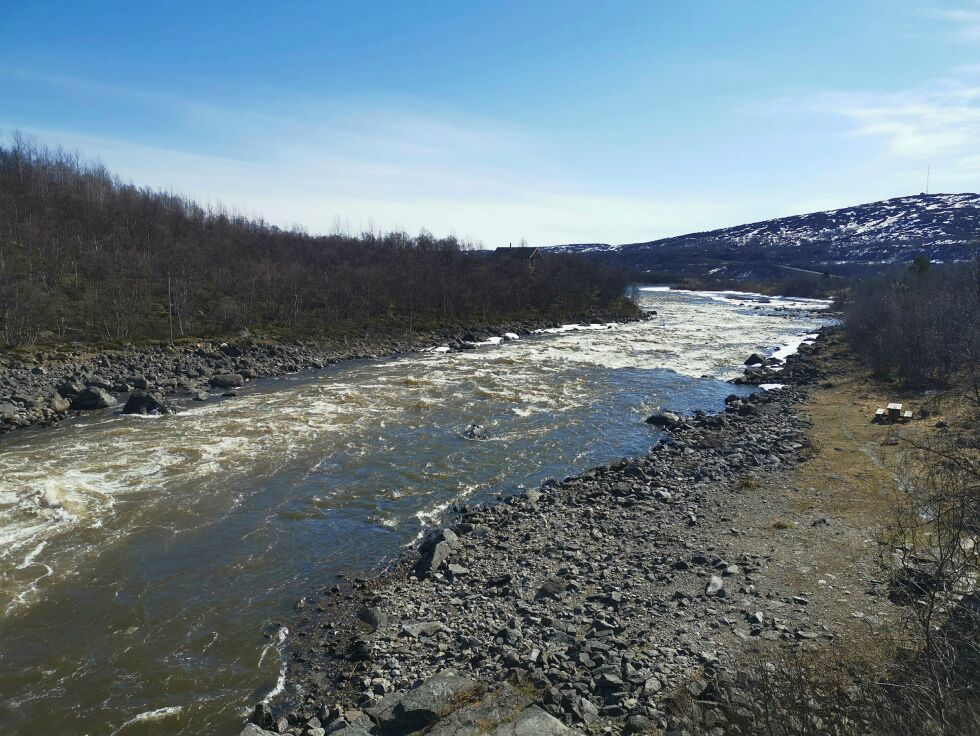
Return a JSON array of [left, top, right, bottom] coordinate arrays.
[[0, 288, 830, 735]]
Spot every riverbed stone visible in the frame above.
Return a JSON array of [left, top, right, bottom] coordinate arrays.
[[122, 390, 176, 415], [70, 386, 117, 410], [210, 372, 245, 389]]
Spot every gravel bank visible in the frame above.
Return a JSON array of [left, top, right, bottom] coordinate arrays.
[[243, 332, 894, 736]]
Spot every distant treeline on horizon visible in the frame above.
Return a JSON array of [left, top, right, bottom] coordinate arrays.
[[0, 135, 634, 348]]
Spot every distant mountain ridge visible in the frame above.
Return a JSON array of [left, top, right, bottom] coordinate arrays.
[[544, 193, 980, 279]]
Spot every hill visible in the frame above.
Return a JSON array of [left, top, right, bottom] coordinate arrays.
[[545, 193, 980, 281], [0, 137, 635, 348]]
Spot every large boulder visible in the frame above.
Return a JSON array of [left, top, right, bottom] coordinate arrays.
[[414, 541, 451, 578], [366, 671, 481, 735], [210, 373, 245, 389], [49, 397, 71, 413], [426, 683, 532, 735], [645, 410, 682, 429], [414, 529, 460, 578], [123, 391, 176, 415], [490, 706, 572, 735], [238, 725, 277, 736], [127, 376, 150, 390], [56, 380, 85, 398], [70, 387, 117, 410]]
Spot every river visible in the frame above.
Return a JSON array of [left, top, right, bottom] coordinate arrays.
[[0, 288, 830, 735]]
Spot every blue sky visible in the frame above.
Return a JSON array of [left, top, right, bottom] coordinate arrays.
[[1, 1, 978, 245]]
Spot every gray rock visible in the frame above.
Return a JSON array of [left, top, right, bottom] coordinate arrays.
[[706, 575, 726, 596], [57, 380, 84, 397], [645, 410, 682, 428], [401, 621, 447, 638], [239, 725, 278, 736], [366, 670, 480, 734], [623, 714, 654, 734], [490, 705, 572, 734], [70, 387, 117, 410], [357, 606, 388, 631], [210, 373, 245, 388], [536, 574, 568, 599], [122, 391, 176, 415], [414, 540, 451, 578], [50, 397, 71, 413], [427, 682, 532, 735]]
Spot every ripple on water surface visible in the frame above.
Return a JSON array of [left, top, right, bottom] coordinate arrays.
[[0, 289, 831, 735]]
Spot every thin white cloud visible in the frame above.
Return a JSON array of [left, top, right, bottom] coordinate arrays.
[[7, 122, 738, 246], [818, 84, 980, 158], [925, 1, 980, 42], [803, 71, 980, 192]]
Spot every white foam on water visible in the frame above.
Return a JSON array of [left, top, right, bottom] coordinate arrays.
[[257, 625, 288, 668], [759, 383, 786, 391], [533, 322, 619, 334], [110, 705, 183, 734], [0, 288, 829, 617], [640, 285, 833, 311], [258, 625, 290, 705], [15, 541, 47, 569], [771, 333, 818, 362]]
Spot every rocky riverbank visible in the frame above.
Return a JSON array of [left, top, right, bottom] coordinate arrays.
[[0, 313, 636, 436], [241, 330, 896, 736]]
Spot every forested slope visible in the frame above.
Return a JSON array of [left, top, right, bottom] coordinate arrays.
[[0, 137, 634, 347]]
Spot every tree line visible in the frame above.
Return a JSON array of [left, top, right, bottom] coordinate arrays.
[[0, 135, 634, 348], [844, 258, 980, 393]]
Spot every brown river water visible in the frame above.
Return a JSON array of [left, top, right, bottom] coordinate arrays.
[[0, 288, 830, 735]]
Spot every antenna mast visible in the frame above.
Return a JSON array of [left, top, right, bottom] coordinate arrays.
[[925, 165, 930, 195]]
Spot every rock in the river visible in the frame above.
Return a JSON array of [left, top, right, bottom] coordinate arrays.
[[645, 410, 682, 428], [745, 352, 767, 365], [209, 373, 245, 389], [70, 387, 117, 410], [122, 391, 176, 415], [463, 423, 489, 439]]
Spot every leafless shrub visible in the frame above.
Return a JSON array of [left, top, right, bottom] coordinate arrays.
[[0, 134, 636, 347], [844, 261, 980, 394]]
